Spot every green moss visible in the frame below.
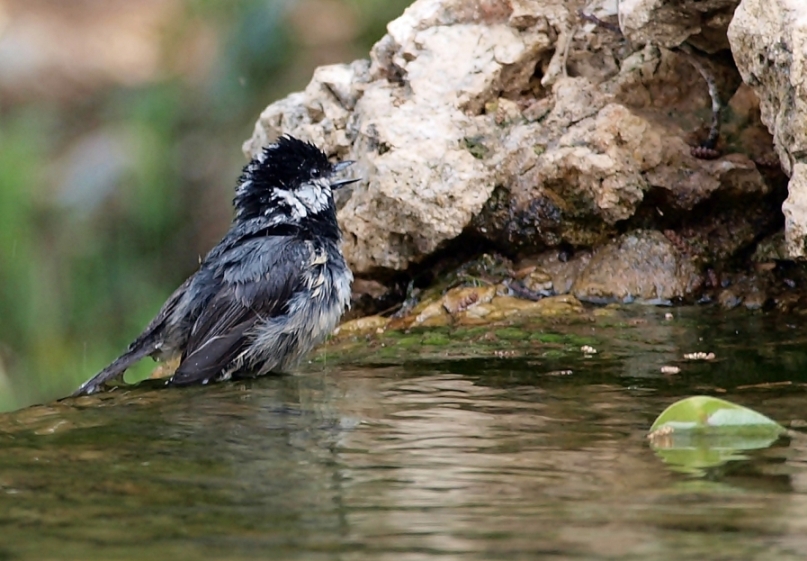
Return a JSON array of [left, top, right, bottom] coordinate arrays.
[[376, 346, 404, 359], [421, 333, 451, 346], [530, 332, 566, 343], [567, 335, 600, 346], [453, 326, 492, 338], [391, 336, 422, 348], [495, 327, 528, 340]]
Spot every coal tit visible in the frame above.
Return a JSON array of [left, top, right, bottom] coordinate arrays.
[[75, 135, 356, 395]]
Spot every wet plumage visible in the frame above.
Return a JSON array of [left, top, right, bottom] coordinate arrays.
[[75, 135, 355, 395]]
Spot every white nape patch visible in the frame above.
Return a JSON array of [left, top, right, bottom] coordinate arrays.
[[268, 178, 331, 219]]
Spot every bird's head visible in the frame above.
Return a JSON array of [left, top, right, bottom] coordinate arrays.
[[234, 135, 357, 226]]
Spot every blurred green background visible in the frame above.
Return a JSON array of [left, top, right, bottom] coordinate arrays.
[[0, 0, 411, 410]]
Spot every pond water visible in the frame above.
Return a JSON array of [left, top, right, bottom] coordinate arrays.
[[2, 306, 807, 560]]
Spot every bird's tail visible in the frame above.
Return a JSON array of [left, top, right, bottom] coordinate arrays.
[[73, 343, 159, 396]]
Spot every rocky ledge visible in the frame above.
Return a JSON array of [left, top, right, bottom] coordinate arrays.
[[243, 0, 807, 316]]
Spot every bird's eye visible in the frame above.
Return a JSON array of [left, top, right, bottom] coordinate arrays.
[[311, 169, 320, 178]]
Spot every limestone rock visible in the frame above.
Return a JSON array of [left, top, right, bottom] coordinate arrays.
[[245, 0, 559, 272], [531, 251, 593, 296], [618, 0, 739, 52], [728, 0, 807, 258], [333, 315, 389, 337], [473, 46, 763, 252], [783, 165, 807, 259], [572, 230, 702, 303], [244, 0, 776, 276], [243, 60, 370, 158]]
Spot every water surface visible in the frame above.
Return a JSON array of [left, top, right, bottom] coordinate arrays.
[[2, 306, 807, 560]]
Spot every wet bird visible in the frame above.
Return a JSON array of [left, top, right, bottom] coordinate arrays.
[[75, 135, 356, 395]]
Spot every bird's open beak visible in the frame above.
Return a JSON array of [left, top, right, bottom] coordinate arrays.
[[331, 160, 360, 189]]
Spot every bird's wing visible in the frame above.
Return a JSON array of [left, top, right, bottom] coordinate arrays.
[[170, 235, 310, 385], [74, 275, 197, 395], [128, 275, 195, 350]]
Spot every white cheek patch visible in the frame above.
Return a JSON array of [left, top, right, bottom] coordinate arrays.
[[270, 188, 308, 219], [295, 180, 331, 213], [269, 179, 331, 219]]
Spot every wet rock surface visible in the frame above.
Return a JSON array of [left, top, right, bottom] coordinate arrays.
[[571, 230, 701, 304], [242, 0, 806, 314]]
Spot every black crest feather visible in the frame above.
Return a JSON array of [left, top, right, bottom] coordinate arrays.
[[252, 135, 331, 189], [234, 135, 333, 221]]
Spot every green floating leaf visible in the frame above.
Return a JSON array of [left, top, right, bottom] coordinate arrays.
[[648, 396, 786, 475], [650, 396, 785, 436]]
